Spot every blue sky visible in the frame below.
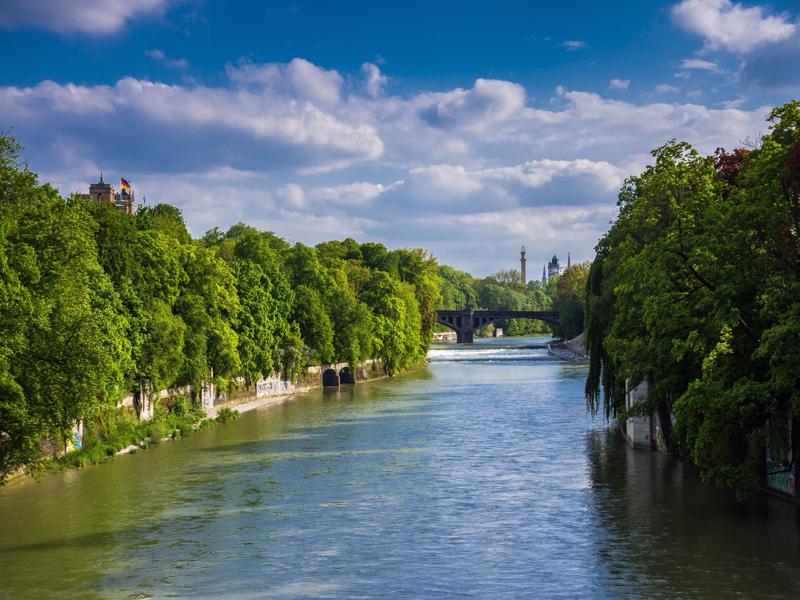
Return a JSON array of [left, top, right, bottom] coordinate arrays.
[[2, 0, 799, 274]]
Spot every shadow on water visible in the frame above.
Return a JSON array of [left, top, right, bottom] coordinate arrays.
[[586, 427, 800, 598], [2, 338, 800, 599]]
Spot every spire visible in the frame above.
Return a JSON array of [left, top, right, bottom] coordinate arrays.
[[567, 252, 571, 268], [99, 171, 104, 184]]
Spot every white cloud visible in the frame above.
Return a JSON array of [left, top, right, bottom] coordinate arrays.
[[5, 57, 775, 274], [415, 78, 527, 131], [0, 0, 168, 34], [276, 183, 305, 209], [307, 180, 402, 205], [478, 159, 624, 193], [562, 40, 587, 51], [226, 58, 344, 106], [145, 48, 188, 70], [608, 78, 630, 90], [361, 63, 388, 98], [0, 72, 383, 173], [407, 165, 484, 197], [679, 58, 721, 72], [720, 97, 747, 109], [655, 84, 681, 94], [672, 0, 796, 53]]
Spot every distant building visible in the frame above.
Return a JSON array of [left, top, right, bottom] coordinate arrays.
[[547, 254, 562, 279], [81, 173, 136, 215], [520, 245, 527, 286], [541, 253, 569, 283]]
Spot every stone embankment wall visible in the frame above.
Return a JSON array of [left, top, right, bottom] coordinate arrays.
[[621, 379, 668, 453], [621, 379, 800, 503], [547, 333, 588, 364], [116, 359, 387, 422]]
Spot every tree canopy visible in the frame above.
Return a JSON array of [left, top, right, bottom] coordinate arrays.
[[0, 136, 440, 479], [584, 101, 800, 496]]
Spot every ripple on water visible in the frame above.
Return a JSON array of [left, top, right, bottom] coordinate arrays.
[[0, 338, 799, 598]]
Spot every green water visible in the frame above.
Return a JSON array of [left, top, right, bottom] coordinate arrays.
[[1, 338, 798, 598]]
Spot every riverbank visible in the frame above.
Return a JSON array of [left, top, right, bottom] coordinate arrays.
[[547, 333, 588, 364], [4, 360, 397, 485], [5, 336, 798, 599], [205, 365, 393, 419]]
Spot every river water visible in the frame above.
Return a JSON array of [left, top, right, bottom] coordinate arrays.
[[1, 337, 799, 599]]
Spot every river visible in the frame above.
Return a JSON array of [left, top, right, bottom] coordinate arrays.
[[1, 337, 799, 599]]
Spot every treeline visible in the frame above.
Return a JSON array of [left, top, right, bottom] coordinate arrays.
[[0, 136, 440, 478], [438, 263, 589, 339], [585, 101, 800, 496]]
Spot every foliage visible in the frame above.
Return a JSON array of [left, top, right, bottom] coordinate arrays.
[[215, 407, 240, 423], [0, 138, 439, 478], [552, 262, 591, 340], [583, 101, 800, 497]]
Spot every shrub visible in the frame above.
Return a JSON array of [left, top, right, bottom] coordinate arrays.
[[215, 407, 240, 423]]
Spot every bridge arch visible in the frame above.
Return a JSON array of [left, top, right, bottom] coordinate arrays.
[[435, 308, 559, 343]]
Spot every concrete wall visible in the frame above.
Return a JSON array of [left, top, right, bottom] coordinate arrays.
[[766, 412, 798, 499], [117, 359, 387, 421], [625, 379, 653, 450], [623, 379, 671, 454]]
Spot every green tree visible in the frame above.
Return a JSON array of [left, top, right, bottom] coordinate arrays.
[[584, 102, 800, 496], [293, 285, 335, 364]]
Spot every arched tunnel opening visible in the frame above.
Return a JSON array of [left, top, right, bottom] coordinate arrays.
[[322, 368, 340, 387]]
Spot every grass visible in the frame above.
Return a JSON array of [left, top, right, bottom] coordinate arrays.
[[53, 398, 240, 470]]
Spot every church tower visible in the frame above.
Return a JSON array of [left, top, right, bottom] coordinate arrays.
[[520, 245, 527, 287], [547, 254, 562, 278]]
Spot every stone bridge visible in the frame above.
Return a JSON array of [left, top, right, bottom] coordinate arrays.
[[435, 297, 559, 343]]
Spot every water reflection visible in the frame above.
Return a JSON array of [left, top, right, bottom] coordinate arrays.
[[586, 427, 800, 598], [0, 337, 798, 598]]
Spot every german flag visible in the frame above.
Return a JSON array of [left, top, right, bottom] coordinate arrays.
[[120, 178, 131, 193]]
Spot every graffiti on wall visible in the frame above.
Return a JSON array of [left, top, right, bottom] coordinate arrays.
[[767, 412, 795, 496], [767, 461, 796, 496]]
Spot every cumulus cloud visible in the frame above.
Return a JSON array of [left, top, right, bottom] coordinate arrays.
[[0, 72, 383, 174], [608, 78, 630, 90], [307, 180, 402, 205], [145, 48, 188, 70], [406, 164, 484, 198], [672, 0, 796, 53], [5, 57, 776, 274], [276, 183, 305, 209], [416, 78, 527, 131], [226, 58, 344, 106], [361, 63, 388, 98], [0, 0, 168, 35]]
